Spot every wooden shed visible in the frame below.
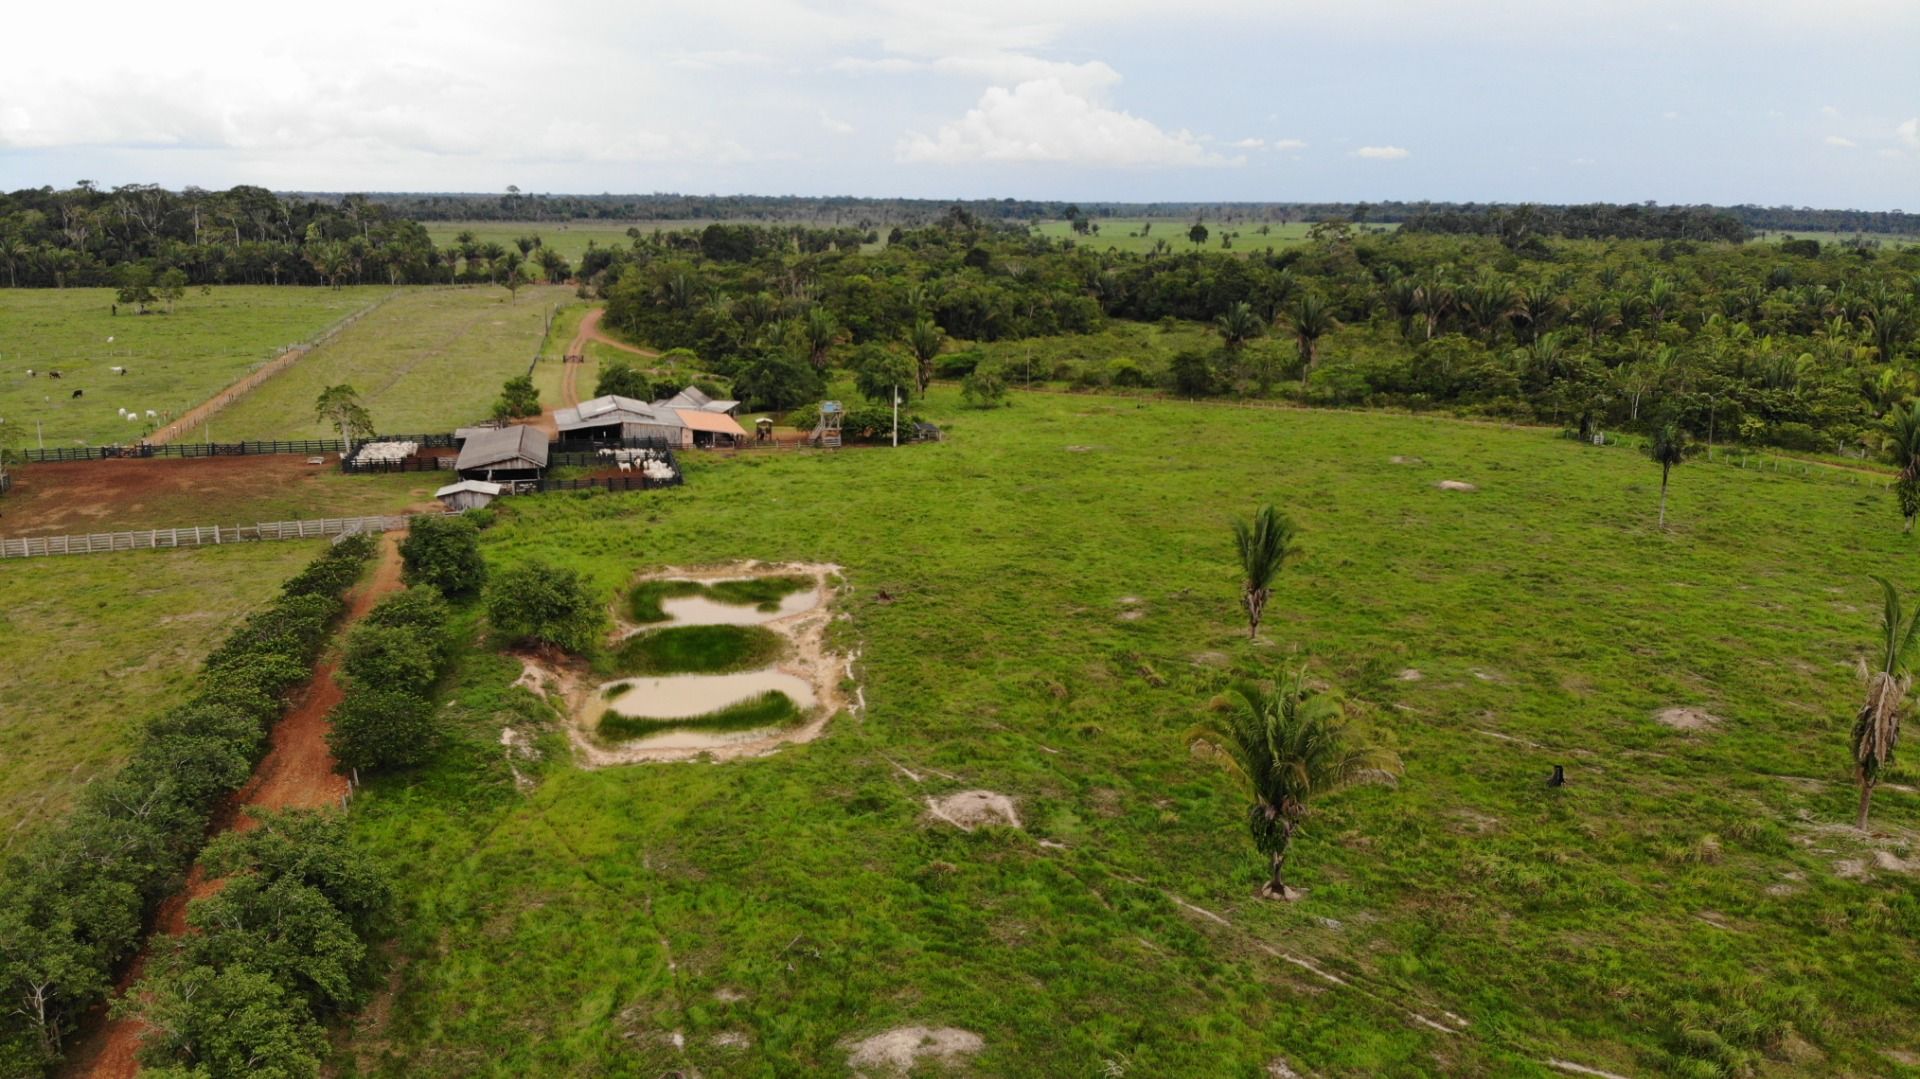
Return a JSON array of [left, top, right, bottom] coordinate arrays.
[[433, 480, 505, 510]]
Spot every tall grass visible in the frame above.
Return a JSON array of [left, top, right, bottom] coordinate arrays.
[[598, 690, 804, 740]]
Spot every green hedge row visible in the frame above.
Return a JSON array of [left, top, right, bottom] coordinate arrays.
[[0, 535, 376, 1077], [326, 586, 456, 773]]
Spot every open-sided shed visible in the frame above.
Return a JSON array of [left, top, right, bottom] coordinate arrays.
[[556, 395, 688, 446]]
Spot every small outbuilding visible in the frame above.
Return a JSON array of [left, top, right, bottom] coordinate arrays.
[[556, 395, 688, 446], [454, 426, 549, 481], [433, 479, 505, 511], [657, 385, 741, 417], [673, 407, 748, 447]]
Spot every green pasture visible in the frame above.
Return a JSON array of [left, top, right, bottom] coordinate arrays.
[[0, 286, 387, 447], [1030, 218, 1398, 255], [0, 541, 325, 841], [210, 285, 569, 439], [346, 385, 1920, 1076]]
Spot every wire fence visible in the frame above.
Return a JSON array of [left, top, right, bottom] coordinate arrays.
[[0, 513, 432, 560]]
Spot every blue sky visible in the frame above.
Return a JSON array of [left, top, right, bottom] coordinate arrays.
[[2, 0, 1916, 208]]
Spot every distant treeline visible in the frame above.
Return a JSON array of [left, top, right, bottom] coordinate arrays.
[[1397, 203, 1752, 246]]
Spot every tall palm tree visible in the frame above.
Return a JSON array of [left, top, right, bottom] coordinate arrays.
[[1187, 670, 1401, 899], [1855, 576, 1920, 829], [1232, 505, 1298, 640], [801, 306, 842, 371], [906, 317, 944, 393], [1647, 418, 1689, 528], [1282, 293, 1339, 389], [1867, 301, 1916, 366], [1883, 402, 1920, 533]]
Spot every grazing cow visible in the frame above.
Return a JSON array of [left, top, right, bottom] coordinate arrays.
[[25, 369, 33, 377], [47, 371, 60, 379], [617, 460, 632, 473], [145, 409, 157, 419], [597, 448, 613, 460], [71, 389, 83, 399]]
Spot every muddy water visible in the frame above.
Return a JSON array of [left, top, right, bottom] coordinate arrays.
[[599, 669, 817, 719], [659, 581, 821, 626]]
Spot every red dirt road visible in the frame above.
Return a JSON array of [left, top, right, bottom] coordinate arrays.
[[66, 533, 408, 1079], [573, 306, 659, 364]]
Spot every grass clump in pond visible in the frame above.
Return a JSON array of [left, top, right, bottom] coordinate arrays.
[[629, 580, 705, 623], [613, 624, 785, 675], [598, 690, 805, 740], [628, 574, 813, 622]]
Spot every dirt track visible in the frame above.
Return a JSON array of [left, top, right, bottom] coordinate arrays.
[[68, 533, 408, 1079], [573, 306, 659, 363]]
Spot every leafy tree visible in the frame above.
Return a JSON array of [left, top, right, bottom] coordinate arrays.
[[114, 264, 156, 313], [312, 385, 373, 457], [1188, 222, 1209, 248], [1855, 576, 1920, 830], [486, 561, 603, 654], [492, 375, 541, 420], [125, 960, 327, 1078], [341, 623, 438, 694], [595, 359, 653, 400], [328, 688, 436, 773], [1169, 350, 1219, 397], [1187, 669, 1401, 899], [1884, 402, 1920, 534], [800, 306, 842, 370], [399, 515, 485, 597], [1232, 505, 1298, 640], [1283, 292, 1339, 389], [731, 349, 824, 411], [156, 267, 188, 313], [851, 344, 915, 406], [906, 317, 945, 394], [1214, 301, 1263, 351], [960, 363, 1009, 409], [1645, 417, 1690, 528]]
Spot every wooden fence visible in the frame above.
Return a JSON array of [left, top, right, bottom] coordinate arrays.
[[0, 513, 425, 559], [23, 432, 458, 464]]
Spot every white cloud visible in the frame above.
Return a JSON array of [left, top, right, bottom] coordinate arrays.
[[667, 49, 771, 71], [898, 78, 1236, 167], [820, 111, 855, 136], [1821, 104, 1841, 117], [1881, 148, 1906, 160], [1353, 145, 1410, 160], [1662, 110, 1681, 120], [1270, 138, 1308, 151], [1901, 118, 1920, 147], [1231, 137, 1265, 149], [1571, 156, 1596, 166], [1825, 135, 1858, 148]]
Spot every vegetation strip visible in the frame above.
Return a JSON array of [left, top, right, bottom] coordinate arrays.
[[598, 690, 805, 740], [613, 624, 787, 676]]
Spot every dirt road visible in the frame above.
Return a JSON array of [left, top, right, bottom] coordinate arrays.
[[67, 533, 408, 1079]]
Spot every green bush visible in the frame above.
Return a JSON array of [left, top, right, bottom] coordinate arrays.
[[486, 561, 604, 654], [399, 515, 485, 597], [935, 350, 982, 379], [341, 623, 439, 694], [327, 688, 437, 772], [961, 364, 1010, 408]]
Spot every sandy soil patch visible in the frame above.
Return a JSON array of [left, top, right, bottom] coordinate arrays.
[[1397, 668, 1423, 681], [1654, 707, 1722, 731], [540, 561, 851, 766], [925, 790, 1021, 832], [845, 1026, 983, 1073], [1389, 455, 1426, 465], [1436, 479, 1477, 491]]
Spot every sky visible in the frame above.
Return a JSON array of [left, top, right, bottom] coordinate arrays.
[[2, 0, 1917, 209]]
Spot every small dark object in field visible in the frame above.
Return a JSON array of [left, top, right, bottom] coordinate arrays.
[[48, 370, 61, 379], [71, 389, 83, 399], [877, 590, 894, 604], [1547, 764, 1565, 787]]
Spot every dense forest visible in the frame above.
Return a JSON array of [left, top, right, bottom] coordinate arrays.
[[594, 211, 1920, 457]]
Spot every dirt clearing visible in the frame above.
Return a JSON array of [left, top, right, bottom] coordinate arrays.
[[845, 1026, 983, 1073]]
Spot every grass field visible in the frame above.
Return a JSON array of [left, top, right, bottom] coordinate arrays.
[[344, 386, 1920, 1077], [209, 285, 569, 439], [0, 286, 388, 446], [0, 541, 326, 842], [1031, 218, 1398, 255]]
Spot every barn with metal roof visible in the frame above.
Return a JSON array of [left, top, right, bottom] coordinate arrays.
[[454, 426, 549, 481]]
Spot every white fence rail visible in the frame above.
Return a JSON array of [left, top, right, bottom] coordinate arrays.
[[0, 514, 420, 559]]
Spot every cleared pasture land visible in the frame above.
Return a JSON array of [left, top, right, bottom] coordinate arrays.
[[0, 286, 387, 446], [0, 540, 326, 841], [350, 387, 1920, 1076], [210, 284, 569, 439], [1031, 217, 1398, 254]]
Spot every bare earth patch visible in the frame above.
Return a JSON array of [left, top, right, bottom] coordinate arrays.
[[1436, 480, 1477, 491], [846, 1026, 983, 1074], [1397, 668, 1423, 681], [1654, 707, 1722, 731], [925, 790, 1022, 832], [1389, 455, 1426, 465]]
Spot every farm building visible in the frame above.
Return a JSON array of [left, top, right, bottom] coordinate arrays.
[[673, 408, 748, 447], [454, 426, 549, 481], [433, 479, 505, 510], [657, 385, 740, 417], [556, 395, 688, 446]]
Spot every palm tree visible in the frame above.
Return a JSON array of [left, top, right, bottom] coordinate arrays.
[[1283, 293, 1339, 389], [1187, 669, 1401, 900], [1867, 301, 1916, 366], [801, 306, 842, 371], [1855, 576, 1920, 829], [1214, 301, 1263, 351], [1232, 505, 1298, 640], [906, 317, 944, 393], [1646, 418, 1689, 528], [1883, 402, 1920, 532]]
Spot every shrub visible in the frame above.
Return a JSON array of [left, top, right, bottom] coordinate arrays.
[[613, 624, 785, 675], [486, 561, 604, 654], [399, 515, 485, 597], [961, 364, 1010, 408], [935, 350, 982, 379], [1108, 358, 1149, 388], [1168, 350, 1218, 396], [341, 623, 439, 694]]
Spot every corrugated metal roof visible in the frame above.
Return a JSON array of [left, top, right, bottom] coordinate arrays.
[[455, 426, 550, 471], [673, 408, 748, 437], [557, 395, 685, 433]]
